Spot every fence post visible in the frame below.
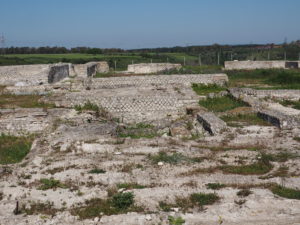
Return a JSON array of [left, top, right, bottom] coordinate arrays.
[[183, 56, 186, 66], [114, 61, 117, 71]]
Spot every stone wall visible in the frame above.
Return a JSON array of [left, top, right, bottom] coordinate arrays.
[[48, 64, 69, 83], [73, 61, 109, 77], [0, 64, 50, 86], [92, 74, 228, 89], [127, 63, 182, 74], [224, 61, 290, 70]]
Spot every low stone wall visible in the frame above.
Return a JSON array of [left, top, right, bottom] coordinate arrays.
[[197, 113, 227, 135], [224, 61, 287, 70], [128, 63, 182, 74], [73, 61, 109, 77], [0, 64, 50, 86], [229, 88, 300, 101], [92, 74, 228, 89], [258, 110, 300, 129], [48, 64, 69, 83]]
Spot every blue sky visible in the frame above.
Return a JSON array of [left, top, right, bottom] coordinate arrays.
[[0, 0, 299, 49]]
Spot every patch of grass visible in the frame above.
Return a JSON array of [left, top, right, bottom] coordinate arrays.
[[192, 83, 226, 95], [159, 201, 172, 212], [199, 96, 248, 112], [0, 94, 55, 108], [74, 101, 99, 112], [116, 123, 158, 139], [38, 178, 67, 190], [88, 168, 106, 174], [206, 183, 226, 190], [71, 192, 142, 220], [150, 152, 189, 164], [116, 183, 146, 190], [220, 161, 273, 175], [190, 193, 220, 207], [221, 113, 271, 127], [168, 216, 185, 225], [280, 100, 300, 110], [74, 101, 109, 118], [22, 202, 60, 216], [220, 153, 273, 175], [271, 185, 300, 200], [262, 152, 299, 162], [0, 134, 33, 165]]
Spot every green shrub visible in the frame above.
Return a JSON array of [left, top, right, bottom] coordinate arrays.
[[190, 193, 219, 206], [0, 134, 33, 164], [111, 192, 134, 210], [206, 183, 226, 190], [88, 168, 106, 174]]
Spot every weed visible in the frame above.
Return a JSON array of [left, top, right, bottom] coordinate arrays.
[[22, 202, 59, 216], [190, 193, 220, 207], [38, 178, 67, 190], [88, 168, 106, 174], [159, 201, 172, 212], [71, 192, 142, 220], [150, 152, 188, 164], [0, 134, 33, 165], [206, 183, 226, 190], [168, 216, 185, 225]]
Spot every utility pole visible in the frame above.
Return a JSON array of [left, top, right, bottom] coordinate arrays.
[[199, 54, 202, 66], [151, 59, 153, 64], [268, 52, 270, 61], [284, 52, 287, 61], [217, 52, 220, 65], [0, 34, 5, 55], [231, 52, 233, 61], [299, 53, 300, 61], [183, 56, 186, 66], [167, 57, 169, 63], [132, 60, 134, 65], [114, 61, 117, 71]]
